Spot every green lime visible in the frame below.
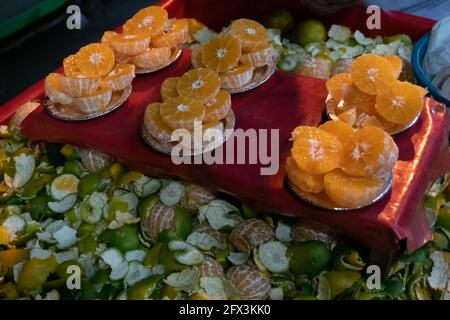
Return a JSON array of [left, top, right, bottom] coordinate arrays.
[[325, 270, 361, 298], [78, 173, 101, 197], [436, 207, 450, 231], [262, 8, 294, 34], [99, 224, 140, 252], [288, 240, 331, 277], [63, 160, 82, 178], [293, 19, 327, 46]]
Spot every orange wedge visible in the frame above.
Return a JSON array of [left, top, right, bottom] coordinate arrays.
[[351, 54, 395, 95], [240, 44, 273, 68], [291, 126, 342, 175], [384, 55, 402, 79], [144, 102, 173, 142], [76, 43, 115, 77], [152, 19, 189, 48], [201, 34, 241, 72], [326, 73, 353, 103], [340, 126, 392, 177], [160, 97, 206, 130], [101, 64, 135, 91], [58, 74, 101, 98], [220, 64, 253, 90], [45, 73, 74, 105], [72, 88, 112, 113], [131, 46, 171, 69], [375, 80, 427, 124], [161, 77, 180, 101], [296, 57, 331, 80], [63, 54, 80, 77], [286, 157, 324, 194], [177, 68, 221, 103], [191, 44, 204, 68], [107, 32, 150, 56], [229, 18, 269, 52], [204, 90, 231, 122], [123, 6, 168, 37], [337, 108, 357, 126], [319, 120, 354, 145], [324, 170, 385, 208]]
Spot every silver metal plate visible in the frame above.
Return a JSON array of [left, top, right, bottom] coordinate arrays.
[[141, 109, 235, 156], [286, 173, 393, 211], [135, 46, 183, 75], [45, 85, 132, 121], [325, 94, 420, 135], [228, 59, 276, 94]]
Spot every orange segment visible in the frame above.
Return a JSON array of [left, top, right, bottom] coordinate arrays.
[[131, 46, 171, 69], [291, 126, 342, 175], [240, 44, 273, 68], [351, 54, 395, 95], [324, 170, 385, 208], [101, 64, 135, 91], [191, 44, 204, 68], [319, 120, 354, 145], [337, 108, 357, 126], [204, 90, 231, 122], [220, 64, 253, 90], [296, 57, 331, 80], [144, 102, 173, 142], [107, 32, 150, 56], [326, 73, 353, 103], [72, 88, 112, 113], [343, 85, 376, 116], [229, 19, 269, 52], [375, 80, 427, 124], [201, 34, 241, 72], [340, 126, 392, 177], [45, 73, 73, 105], [161, 77, 180, 101], [160, 97, 206, 130], [63, 54, 80, 77], [59, 74, 101, 98], [76, 43, 115, 77], [286, 157, 324, 194], [384, 55, 402, 79], [152, 19, 189, 48], [176, 68, 221, 103], [123, 6, 168, 37], [360, 115, 384, 129]]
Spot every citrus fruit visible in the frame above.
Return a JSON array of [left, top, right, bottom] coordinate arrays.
[[72, 88, 112, 113], [190, 44, 203, 68], [76, 43, 115, 78], [220, 64, 253, 90], [229, 18, 269, 52], [160, 77, 179, 101], [326, 73, 353, 103], [160, 97, 206, 130], [343, 85, 376, 116], [331, 58, 354, 76], [204, 90, 231, 122], [201, 34, 241, 72], [360, 115, 384, 129], [293, 220, 336, 244], [123, 6, 168, 37], [144, 102, 173, 142], [288, 240, 331, 277], [291, 126, 342, 175], [176, 68, 221, 103], [286, 157, 324, 194], [131, 46, 171, 69], [296, 57, 331, 79], [45, 73, 73, 105], [152, 19, 189, 48], [375, 80, 427, 124], [324, 170, 385, 208], [58, 74, 101, 98], [351, 54, 395, 95], [384, 55, 402, 79], [198, 257, 225, 278], [262, 8, 294, 34], [101, 64, 135, 91], [292, 19, 327, 46], [319, 120, 354, 145], [141, 202, 174, 241], [337, 108, 357, 126], [240, 44, 273, 68], [107, 32, 150, 56], [226, 265, 271, 299], [340, 126, 393, 177], [180, 184, 216, 212], [63, 54, 80, 77], [229, 218, 274, 252], [181, 18, 206, 38]]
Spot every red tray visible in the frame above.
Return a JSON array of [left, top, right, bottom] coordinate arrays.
[[1, 0, 449, 252]]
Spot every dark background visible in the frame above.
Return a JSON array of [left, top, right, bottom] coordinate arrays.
[[0, 0, 156, 105]]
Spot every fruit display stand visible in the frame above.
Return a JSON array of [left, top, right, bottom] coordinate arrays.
[[1, 0, 449, 256]]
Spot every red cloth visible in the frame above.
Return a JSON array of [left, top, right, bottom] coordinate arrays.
[[2, 0, 449, 252]]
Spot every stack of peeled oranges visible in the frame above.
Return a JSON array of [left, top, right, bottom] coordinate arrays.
[[286, 119, 399, 208]]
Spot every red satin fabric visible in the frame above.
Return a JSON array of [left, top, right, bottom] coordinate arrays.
[[2, 1, 449, 252]]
